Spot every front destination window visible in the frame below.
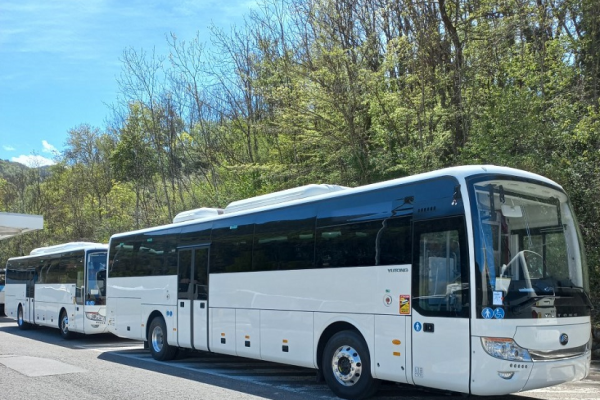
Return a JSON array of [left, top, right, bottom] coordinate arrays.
[[469, 178, 591, 319]]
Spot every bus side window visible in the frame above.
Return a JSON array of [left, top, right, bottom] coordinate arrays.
[[413, 217, 469, 317]]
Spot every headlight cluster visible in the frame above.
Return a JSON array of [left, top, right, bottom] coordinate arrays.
[[481, 337, 532, 362], [85, 312, 106, 323]]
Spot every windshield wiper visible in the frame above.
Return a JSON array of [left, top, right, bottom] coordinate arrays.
[[507, 295, 556, 314], [555, 285, 594, 308]]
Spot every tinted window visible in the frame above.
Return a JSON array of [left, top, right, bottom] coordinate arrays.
[[179, 223, 211, 247], [109, 236, 142, 278], [253, 211, 315, 271], [316, 216, 413, 269], [6, 260, 25, 284], [316, 220, 382, 268], [317, 186, 413, 227], [44, 255, 63, 283], [109, 230, 179, 278], [211, 220, 254, 273], [139, 229, 180, 276], [61, 251, 85, 284], [376, 217, 412, 265]]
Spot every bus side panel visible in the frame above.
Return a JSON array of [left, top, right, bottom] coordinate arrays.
[[4, 283, 26, 320], [211, 307, 236, 355], [112, 298, 142, 339], [34, 284, 75, 328], [209, 266, 411, 314], [261, 310, 313, 368], [373, 315, 408, 383], [107, 276, 177, 340], [236, 309, 260, 359]]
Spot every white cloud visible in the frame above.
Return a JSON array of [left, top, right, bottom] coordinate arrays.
[[42, 140, 58, 154], [3, 145, 15, 151], [11, 154, 56, 167]]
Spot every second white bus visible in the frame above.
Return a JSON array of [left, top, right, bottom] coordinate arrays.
[[5, 242, 108, 338], [106, 165, 592, 399]]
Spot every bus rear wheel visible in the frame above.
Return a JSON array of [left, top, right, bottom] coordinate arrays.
[[17, 305, 30, 330], [322, 330, 379, 400], [148, 316, 177, 361], [59, 310, 74, 339]]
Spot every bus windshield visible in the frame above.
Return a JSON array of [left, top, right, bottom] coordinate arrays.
[[86, 251, 107, 306], [469, 178, 591, 319]]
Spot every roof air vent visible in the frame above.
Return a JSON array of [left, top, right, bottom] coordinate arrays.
[[173, 207, 224, 223], [224, 184, 347, 214]]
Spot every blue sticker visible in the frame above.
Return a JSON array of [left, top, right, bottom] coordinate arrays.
[[482, 307, 494, 319], [494, 308, 505, 319], [414, 322, 422, 332]]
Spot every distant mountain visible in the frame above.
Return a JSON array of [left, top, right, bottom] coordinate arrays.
[[0, 159, 28, 180], [0, 160, 52, 181]]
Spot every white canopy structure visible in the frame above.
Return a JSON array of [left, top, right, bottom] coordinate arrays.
[[0, 212, 44, 241]]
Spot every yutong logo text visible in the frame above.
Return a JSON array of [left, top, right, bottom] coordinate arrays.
[[388, 268, 409, 273]]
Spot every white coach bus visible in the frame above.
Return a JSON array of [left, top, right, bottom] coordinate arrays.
[[5, 242, 108, 339], [106, 165, 592, 399]]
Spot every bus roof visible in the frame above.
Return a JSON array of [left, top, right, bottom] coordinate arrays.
[[8, 242, 107, 261], [108, 165, 562, 240]]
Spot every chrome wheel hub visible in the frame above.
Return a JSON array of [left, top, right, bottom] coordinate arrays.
[[331, 345, 362, 386], [151, 325, 164, 353], [61, 315, 69, 334]]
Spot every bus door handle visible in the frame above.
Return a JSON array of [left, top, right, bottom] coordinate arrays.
[[180, 301, 185, 307]]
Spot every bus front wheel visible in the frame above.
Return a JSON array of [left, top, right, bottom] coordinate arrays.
[[59, 310, 74, 340], [322, 330, 379, 400], [148, 316, 177, 361], [17, 305, 30, 330]]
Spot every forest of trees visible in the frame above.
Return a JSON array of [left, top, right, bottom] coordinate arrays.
[[1, 0, 598, 320]]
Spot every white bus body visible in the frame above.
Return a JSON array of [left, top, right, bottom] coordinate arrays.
[[5, 242, 108, 338], [106, 165, 592, 399]]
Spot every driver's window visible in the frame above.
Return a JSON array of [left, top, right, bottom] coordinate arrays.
[[413, 217, 469, 317]]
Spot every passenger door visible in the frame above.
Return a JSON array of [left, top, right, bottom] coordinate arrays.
[[26, 263, 36, 324], [177, 247, 209, 350], [410, 217, 470, 393]]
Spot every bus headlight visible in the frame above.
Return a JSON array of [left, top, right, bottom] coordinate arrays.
[[85, 312, 106, 323], [481, 337, 532, 362]]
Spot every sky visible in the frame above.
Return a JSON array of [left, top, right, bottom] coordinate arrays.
[[0, 0, 257, 167]]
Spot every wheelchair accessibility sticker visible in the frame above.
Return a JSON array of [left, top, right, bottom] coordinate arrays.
[[482, 307, 505, 319]]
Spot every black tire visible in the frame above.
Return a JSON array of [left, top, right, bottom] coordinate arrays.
[[148, 316, 177, 361], [59, 310, 74, 339], [0, 304, 5, 316], [322, 330, 380, 400], [17, 305, 30, 330]]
